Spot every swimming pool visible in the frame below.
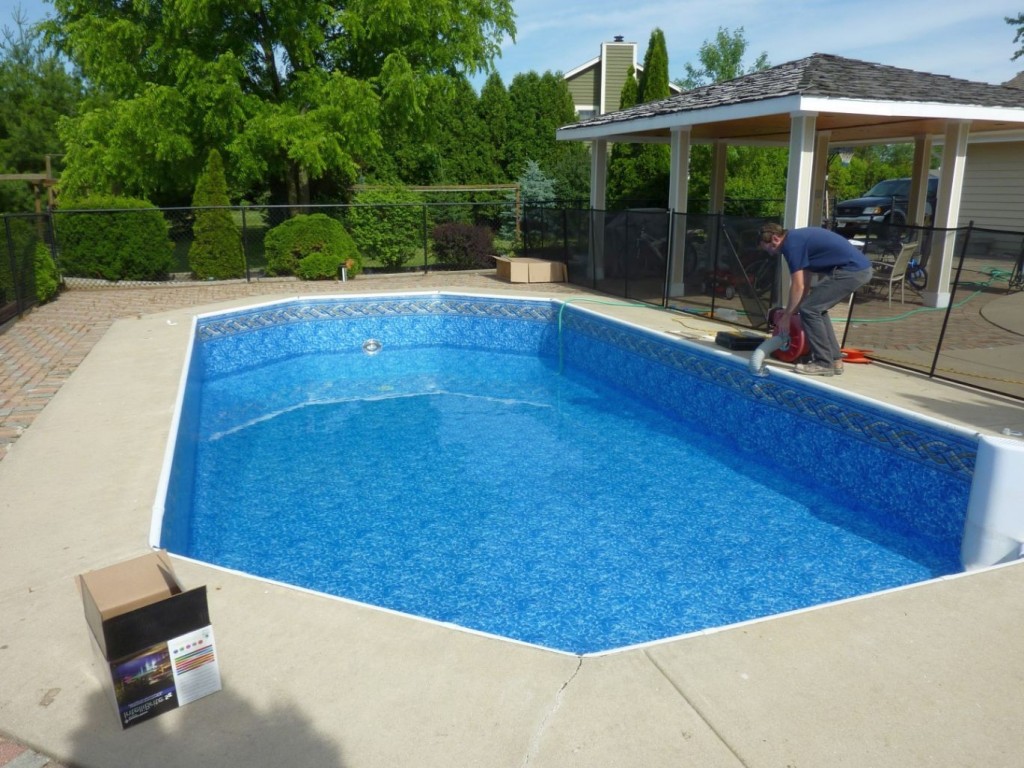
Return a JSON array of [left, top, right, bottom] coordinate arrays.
[[154, 292, 981, 654]]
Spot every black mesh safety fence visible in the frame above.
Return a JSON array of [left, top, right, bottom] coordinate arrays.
[[22, 199, 520, 290], [843, 224, 1024, 400], [5, 200, 1024, 401], [1, 213, 55, 325], [521, 208, 1024, 401]]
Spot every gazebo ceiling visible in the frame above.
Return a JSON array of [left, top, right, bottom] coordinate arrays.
[[557, 54, 1024, 147]]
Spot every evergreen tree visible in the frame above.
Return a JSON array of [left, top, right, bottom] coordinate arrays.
[[607, 66, 639, 206], [608, 30, 672, 208], [637, 28, 670, 102], [506, 72, 575, 178], [434, 75, 496, 183], [500, 159, 554, 241], [1010, 13, 1024, 61], [478, 72, 512, 179], [188, 149, 244, 279]]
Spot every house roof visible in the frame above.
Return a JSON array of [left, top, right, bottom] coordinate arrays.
[[557, 53, 1024, 145]]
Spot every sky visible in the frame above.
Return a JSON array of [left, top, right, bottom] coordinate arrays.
[[6, 0, 1023, 88]]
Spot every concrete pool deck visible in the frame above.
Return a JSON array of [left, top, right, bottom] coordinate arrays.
[[2, 272, 1024, 768]]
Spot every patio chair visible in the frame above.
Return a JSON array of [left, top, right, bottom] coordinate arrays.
[[868, 240, 916, 305]]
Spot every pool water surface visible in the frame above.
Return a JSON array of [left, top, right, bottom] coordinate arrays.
[[160, 296, 971, 654]]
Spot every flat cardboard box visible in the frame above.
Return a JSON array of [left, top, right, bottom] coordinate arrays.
[[78, 551, 221, 729], [493, 256, 567, 283]]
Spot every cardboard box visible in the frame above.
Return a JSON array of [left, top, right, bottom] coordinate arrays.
[[78, 551, 221, 729], [493, 256, 567, 283]]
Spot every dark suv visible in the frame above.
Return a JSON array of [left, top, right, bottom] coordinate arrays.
[[833, 176, 938, 236]]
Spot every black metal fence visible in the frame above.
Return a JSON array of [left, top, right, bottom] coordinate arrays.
[[1, 213, 53, 327], [4, 201, 1023, 401], [521, 205, 1024, 401]]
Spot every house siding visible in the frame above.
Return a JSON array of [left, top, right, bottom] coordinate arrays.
[[960, 142, 1024, 231], [566, 67, 599, 114]]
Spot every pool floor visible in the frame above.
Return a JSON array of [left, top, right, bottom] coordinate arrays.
[[181, 345, 960, 653]]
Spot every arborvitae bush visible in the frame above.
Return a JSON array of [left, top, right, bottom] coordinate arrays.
[[263, 213, 362, 280], [431, 221, 494, 269], [34, 243, 61, 303], [188, 149, 244, 280], [55, 195, 173, 281]]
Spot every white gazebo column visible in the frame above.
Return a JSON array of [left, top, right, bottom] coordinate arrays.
[[784, 112, 817, 230], [589, 139, 608, 280], [668, 126, 692, 295], [777, 113, 818, 302], [909, 135, 934, 226], [809, 130, 831, 227], [927, 121, 971, 308]]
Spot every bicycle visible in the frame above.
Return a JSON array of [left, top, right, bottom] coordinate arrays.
[[905, 254, 927, 292], [874, 236, 927, 293]]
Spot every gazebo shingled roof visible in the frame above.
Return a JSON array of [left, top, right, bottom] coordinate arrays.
[[558, 53, 1024, 145]]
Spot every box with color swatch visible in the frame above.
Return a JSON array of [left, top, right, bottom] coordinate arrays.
[[77, 550, 222, 729]]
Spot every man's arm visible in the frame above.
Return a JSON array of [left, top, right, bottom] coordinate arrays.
[[775, 269, 808, 335]]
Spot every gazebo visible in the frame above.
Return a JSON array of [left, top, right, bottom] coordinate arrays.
[[556, 53, 1024, 307]]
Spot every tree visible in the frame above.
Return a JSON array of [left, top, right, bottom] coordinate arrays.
[[505, 71, 582, 188], [676, 26, 769, 89], [0, 9, 83, 213], [637, 28, 670, 103], [346, 186, 424, 271], [676, 28, 780, 214], [45, 0, 516, 206], [608, 29, 672, 208], [1008, 13, 1024, 60], [188, 149, 245, 279], [432, 75, 497, 184], [500, 159, 554, 241], [478, 73, 512, 179]]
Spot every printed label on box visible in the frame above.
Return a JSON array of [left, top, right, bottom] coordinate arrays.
[[111, 642, 179, 727], [169, 626, 221, 705]]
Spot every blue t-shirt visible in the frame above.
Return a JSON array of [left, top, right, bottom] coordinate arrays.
[[781, 228, 870, 273]]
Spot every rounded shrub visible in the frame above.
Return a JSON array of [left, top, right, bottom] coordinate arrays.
[[346, 187, 423, 271], [431, 221, 495, 269], [55, 195, 174, 281], [263, 213, 362, 280]]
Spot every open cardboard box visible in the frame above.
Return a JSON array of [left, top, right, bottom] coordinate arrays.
[[78, 550, 221, 729], [492, 256, 567, 283]]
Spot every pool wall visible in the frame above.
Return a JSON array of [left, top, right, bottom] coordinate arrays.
[[558, 304, 977, 544], [154, 292, 978, 554]]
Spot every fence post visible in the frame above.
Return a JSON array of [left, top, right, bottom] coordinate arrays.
[[3, 215, 15, 312], [930, 222, 973, 378], [240, 205, 251, 282], [422, 203, 429, 273]]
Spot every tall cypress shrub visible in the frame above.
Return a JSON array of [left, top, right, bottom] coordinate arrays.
[[188, 149, 244, 280], [609, 29, 672, 208]]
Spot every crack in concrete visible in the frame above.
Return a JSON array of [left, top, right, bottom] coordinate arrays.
[[520, 656, 584, 767]]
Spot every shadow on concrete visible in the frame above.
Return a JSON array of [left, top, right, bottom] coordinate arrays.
[[66, 687, 345, 768]]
